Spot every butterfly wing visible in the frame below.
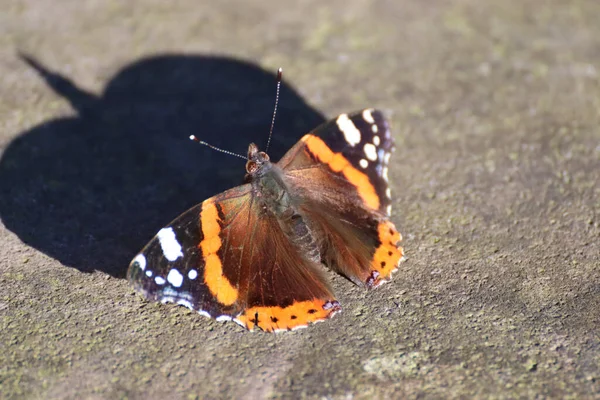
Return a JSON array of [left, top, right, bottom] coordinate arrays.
[[280, 109, 394, 216], [278, 109, 404, 288], [127, 184, 340, 332]]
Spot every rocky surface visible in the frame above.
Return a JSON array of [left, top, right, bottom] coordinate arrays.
[[1, 0, 599, 398]]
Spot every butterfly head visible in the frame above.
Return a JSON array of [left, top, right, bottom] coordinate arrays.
[[245, 143, 271, 177]]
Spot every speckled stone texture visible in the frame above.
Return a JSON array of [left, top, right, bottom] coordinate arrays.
[[0, 0, 599, 399]]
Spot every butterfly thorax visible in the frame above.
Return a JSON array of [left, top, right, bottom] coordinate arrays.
[[245, 143, 290, 214], [245, 142, 321, 262]]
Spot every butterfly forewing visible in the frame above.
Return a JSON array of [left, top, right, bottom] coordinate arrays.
[[128, 184, 340, 332], [127, 185, 252, 319], [279, 109, 394, 216]]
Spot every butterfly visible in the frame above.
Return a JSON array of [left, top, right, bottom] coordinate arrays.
[[127, 93, 404, 333]]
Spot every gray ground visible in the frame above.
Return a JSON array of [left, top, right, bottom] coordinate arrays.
[[1, 0, 599, 399]]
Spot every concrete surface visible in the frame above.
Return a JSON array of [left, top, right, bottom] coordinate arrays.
[[0, 0, 599, 398]]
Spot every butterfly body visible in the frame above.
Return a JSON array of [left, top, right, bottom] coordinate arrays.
[[128, 109, 404, 332]]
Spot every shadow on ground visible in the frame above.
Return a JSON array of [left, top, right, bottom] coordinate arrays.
[[0, 54, 324, 277]]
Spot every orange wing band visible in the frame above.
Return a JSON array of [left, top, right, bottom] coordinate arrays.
[[236, 299, 341, 332], [301, 134, 380, 210], [199, 199, 239, 306], [370, 220, 404, 286]]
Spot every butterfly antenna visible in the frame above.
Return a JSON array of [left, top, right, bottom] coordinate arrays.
[[265, 67, 283, 153], [189, 135, 247, 160]]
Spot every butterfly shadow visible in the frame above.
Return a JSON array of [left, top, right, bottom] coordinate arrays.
[[0, 54, 325, 278]]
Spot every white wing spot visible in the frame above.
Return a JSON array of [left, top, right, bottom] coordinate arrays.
[[291, 324, 309, 331], [359, 159, 369, 169], [155, 276, 166, 285], [157, 227, 183, 262], [386, 188, 392, 198], [362, 109, 375, 124], [384, 153, 391, 164], [336, 114, 361, 147], [233, 318, 247, 328], [167, 269, 184, 288], [132, 254, 146, 271], [372, 124, 378, 133], [373, 136, 380, 146], [216, 315, 232, 322], [177, 299, 194, 310], [364, 143, 378, 161], [383, 167, 389, 181], [386, 205, 392, 215], [198, 310, 211, 318], [188, 269, 198, 280], [145, 270, 153, 277]]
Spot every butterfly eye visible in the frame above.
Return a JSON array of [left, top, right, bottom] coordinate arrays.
[[258, 152, 270, 162], [246, 160, 258, 174]]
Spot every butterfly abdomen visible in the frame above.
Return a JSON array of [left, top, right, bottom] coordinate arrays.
[[255, 166, 321, 264], [279, 211, 321, 263]]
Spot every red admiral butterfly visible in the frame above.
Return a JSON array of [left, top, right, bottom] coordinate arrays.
[[127, 70, 404, 332]]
